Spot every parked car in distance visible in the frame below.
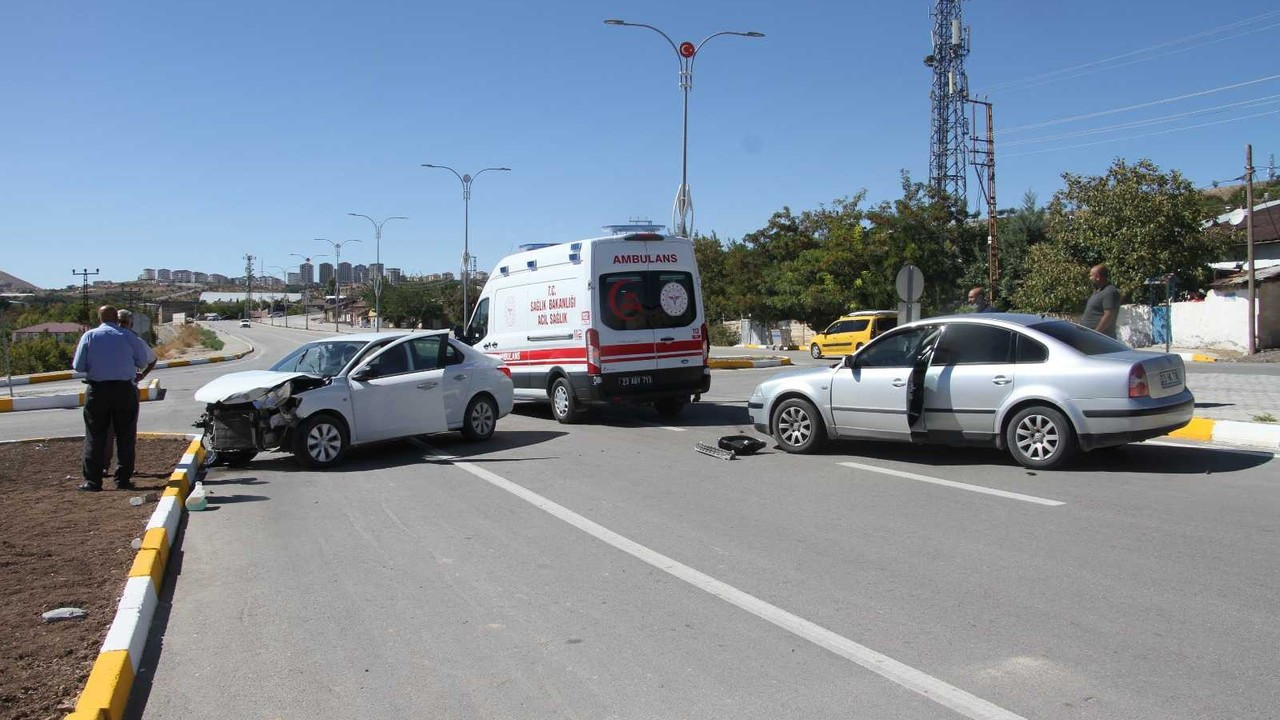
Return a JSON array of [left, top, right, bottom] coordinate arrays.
[[749, 314, 1194, 469], [239, 319, 251, 328], [809, 310, 898, 358], [269, 311, 285, 318], [194, 330, 514, 468]]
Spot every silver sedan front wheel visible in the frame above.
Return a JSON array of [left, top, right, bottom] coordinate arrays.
[[293, 414, 349, 468], [772, 398, 825, 453]]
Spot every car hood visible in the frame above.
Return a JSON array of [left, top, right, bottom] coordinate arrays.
[[194, 370, 319, 404], [752, 365, 836, 393]]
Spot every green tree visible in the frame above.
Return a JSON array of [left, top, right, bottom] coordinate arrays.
[[1010, 243, 1091, 314], [1041, 158, 1227, 306]]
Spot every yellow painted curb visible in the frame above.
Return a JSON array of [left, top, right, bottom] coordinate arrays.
[[1168, 417, 1215, 442], [162, 485, 183, 500], [65, 709, 109, 720], [141, 527, 170, 568], [166, 359, 190, 367], [1190, 354, 1217, 363], [0, 397, 11, 412], [128, 548, 164, 590], [74, 649, 133, 720], [28, 370, 75, 384]]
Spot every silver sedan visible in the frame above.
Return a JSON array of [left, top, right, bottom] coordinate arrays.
[[747, 314, 1194, 469]]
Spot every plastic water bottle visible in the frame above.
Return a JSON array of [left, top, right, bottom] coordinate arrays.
[[185, 481, 208, 511]]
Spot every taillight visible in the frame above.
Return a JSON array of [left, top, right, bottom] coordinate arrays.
[[700, 322, 710, 365], [498, 366, 511, 379], [586, 328, 601, 375], [1128, 364, 1149, 398]]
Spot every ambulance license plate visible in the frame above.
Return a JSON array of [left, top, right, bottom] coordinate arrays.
[[620, 375, 653, 387], [1159, 369, 1180, 389]]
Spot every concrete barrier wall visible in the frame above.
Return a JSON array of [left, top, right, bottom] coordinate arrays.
[[1117, 293, 1261, 352]]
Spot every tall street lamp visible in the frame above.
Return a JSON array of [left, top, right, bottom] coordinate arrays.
[[604, 19, 763, 238], [421, 164, 510, 329], [348, 213, 408, 332], [267, 265, 289, 325], [317, 238, 362, 332], [290, 252, 328, 331]]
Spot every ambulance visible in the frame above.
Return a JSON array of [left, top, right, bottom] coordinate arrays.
[[460, 230, 711, 423]]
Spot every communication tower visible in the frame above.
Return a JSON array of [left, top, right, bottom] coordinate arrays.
[[924, 0, 970, 206]]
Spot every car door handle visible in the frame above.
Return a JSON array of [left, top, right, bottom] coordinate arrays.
[[891, 378, 907, 387], [452, 374, 467, 381], [659, 336, 675, 342], [417, 381, 438, 390], [992, 375, 1012, 385]]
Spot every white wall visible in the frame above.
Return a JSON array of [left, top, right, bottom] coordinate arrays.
[[1117, 292, 1262, 351]]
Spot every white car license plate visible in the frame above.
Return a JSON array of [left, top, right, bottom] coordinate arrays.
[[1159, 369, 1180, 389]]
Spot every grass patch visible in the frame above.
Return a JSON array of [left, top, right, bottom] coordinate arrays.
[[1251, 412, 1277, 423], [198, 326, 224, 351]]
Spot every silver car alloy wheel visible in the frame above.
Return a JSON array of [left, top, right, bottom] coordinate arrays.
[[470, 400, 495, 436], [553, 384, 570, 418], [777, 405, 813, 446], [1014, 413, 1059, 461], [307, 422, 343, 463]]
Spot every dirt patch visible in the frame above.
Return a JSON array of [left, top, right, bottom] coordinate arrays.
[[0, 436, 189, 720]]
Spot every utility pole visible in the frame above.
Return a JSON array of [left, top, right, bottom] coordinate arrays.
[[1246, 145, 1256, 356], [970, 98, 998, 300], [243, 254, 255, 322], [72, 268, 100, 328]]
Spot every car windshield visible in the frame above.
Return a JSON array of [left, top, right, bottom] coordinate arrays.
[[269, 340, 369, 375], [1030, 320, 1130, 355]]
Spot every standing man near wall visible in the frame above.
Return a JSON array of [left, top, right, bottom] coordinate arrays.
[[102, 309, 157, 477], [1082, 264, 1121, 339], [72, 305, 152, 492]]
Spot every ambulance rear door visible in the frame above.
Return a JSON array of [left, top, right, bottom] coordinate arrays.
[[595, 238, 658, 383]]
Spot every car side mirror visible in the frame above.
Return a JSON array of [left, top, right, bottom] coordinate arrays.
[[843, 354, 859, 370], [350, 367, 374, 382]]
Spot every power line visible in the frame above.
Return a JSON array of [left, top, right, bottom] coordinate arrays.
[[1003, 94, 1280, 148], [980, 10, 1280, 95], [1002, 73, 1280, 134], [1005, 107, 1280, 158]]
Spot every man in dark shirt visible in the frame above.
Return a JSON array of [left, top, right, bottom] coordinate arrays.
[[71, 305, 153, 491], [1081, 264, 1121, 339], [967, 286, 998, 313]]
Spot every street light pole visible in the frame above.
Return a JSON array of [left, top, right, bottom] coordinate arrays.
[[290, 253, 328, 331], [348, 213, 408, 332], [317, 238, 361, 333], [422, 164, 510, 330], [604, 19, 764, 238], [267, 266, 288, 325]]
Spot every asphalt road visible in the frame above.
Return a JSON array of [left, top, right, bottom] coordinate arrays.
[[5, 325, 1278, 719]]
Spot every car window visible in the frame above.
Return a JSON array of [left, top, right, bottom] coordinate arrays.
[[444, 341, 465, 365], [408, 336, 444, 371], [936, 324, 1014, 365], [599, 271, 697, 331], [1030, 320, 1129, 355], [270, 340, 368, 375], [466, 298, 489, 343], [1016, 333, 1049, 363], [844, 319, 870, 333], [366, 343, 411, 376], [875, 317, 898, 332], [858, 326, 936, 368]]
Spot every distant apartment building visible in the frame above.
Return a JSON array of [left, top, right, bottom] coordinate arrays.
[[299, 262, 314, 285], [209, 273, 230, 285], [318, 263, 334, 285], [353, 264, 368, 284], [368, 263, 384, 283], [172, 269, 194, 283], [474, 270, 489, 283], [387, 268, 403, 285], [287, 272, 301, 286], [140, 268, 157, 281], [156, 268, 171, 282], [337, 262, 353, 284], [193, 271, 209, 284]]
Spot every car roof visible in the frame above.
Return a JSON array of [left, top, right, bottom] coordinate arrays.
[[900, 312, 1057, 329], [308, 330, 449, 343], [837, 310, 896, 318]]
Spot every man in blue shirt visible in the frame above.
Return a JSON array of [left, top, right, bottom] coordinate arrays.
[[967, 287, 999, 313], [72, 305, 153, 491]]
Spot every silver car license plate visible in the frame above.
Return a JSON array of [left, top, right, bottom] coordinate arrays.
[[1159, 369, 1180, 389]]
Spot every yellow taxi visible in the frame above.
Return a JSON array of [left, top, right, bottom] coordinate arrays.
[[808, 311, 898, 359]]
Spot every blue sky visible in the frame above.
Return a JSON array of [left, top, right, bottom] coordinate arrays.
[[3, 0, 1277, 290]]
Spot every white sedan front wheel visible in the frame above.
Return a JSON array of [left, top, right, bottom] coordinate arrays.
[[293, 414, 349, 468], [772, 398, 826, 454]]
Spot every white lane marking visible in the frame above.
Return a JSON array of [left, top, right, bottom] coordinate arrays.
[[425, 445, 1028, 720], [839, 461, 1066, 507], [629, 420, 687, 432]]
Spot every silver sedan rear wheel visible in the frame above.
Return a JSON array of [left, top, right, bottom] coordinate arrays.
[[772, 398, 826, 453], [1006, 405, 1076, 470], [462, 395, 497, 441]]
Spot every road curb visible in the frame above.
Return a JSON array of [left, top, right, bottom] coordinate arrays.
[[0, 344, 253, 388], [709, 356, 794, 369], [0, 378, 164, 413], [1168, 417, 1280, 450], [67, 433, 204, 720]]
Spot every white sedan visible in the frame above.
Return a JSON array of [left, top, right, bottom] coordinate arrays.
[[194, 331, 514, 468]]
